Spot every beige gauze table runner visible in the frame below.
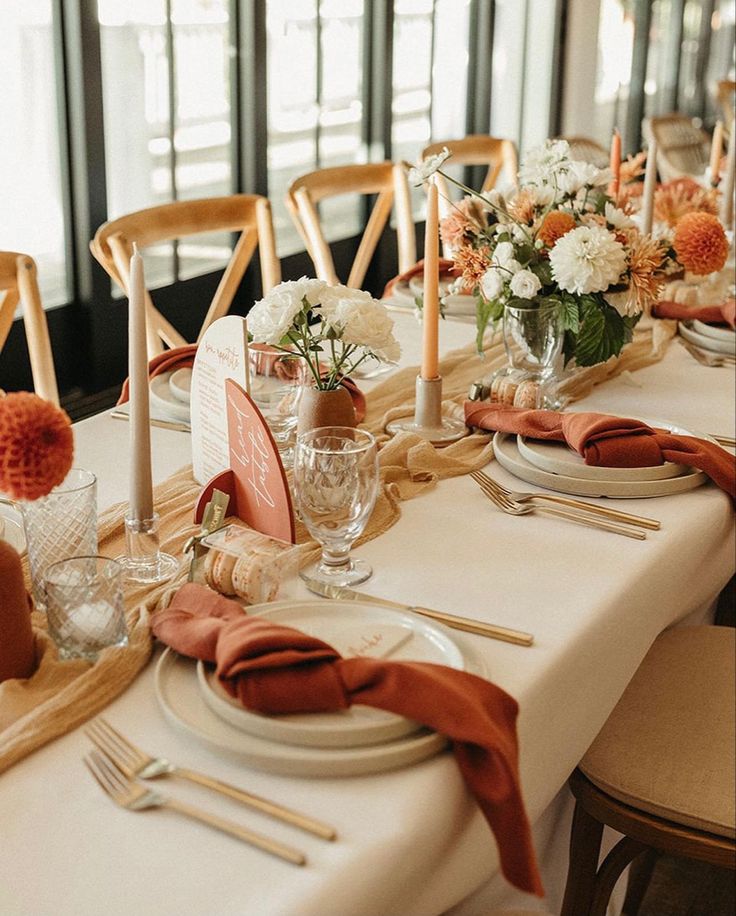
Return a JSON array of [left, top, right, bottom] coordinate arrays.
[[0, 318, 676, 772]]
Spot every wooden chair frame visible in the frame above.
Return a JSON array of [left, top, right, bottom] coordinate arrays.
[[644, 115, 710, 182], [285, 162, 416, 289], [558, 136, 610, 169], [717, 80, 735, 136], [91, 194, 281, 358], [0, 252, 59, 404], [561, 769, 735, 916]]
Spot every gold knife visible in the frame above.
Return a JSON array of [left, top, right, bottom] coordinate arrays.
[[301, 576, 534, 647]]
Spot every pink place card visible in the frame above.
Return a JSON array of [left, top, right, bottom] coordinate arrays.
[[195, 379, 295, 543]]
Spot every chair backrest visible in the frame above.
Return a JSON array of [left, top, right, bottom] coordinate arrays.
[[91, 194, 281, 358], [558, 135, 610, 169], [717, 80, 735, 134], [644, 115, 710, 182], [285, 162, 416, 289], [421, 134, 519, 203], [0, 252, 59, 404]]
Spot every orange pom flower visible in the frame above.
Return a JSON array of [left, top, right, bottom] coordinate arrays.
[[0, 393, 74, 501], [537, 210, 576, 249], [673, 212, 729, 275]]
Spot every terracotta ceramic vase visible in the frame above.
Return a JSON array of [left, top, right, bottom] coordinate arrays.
[[296, 385, 356, 438], [0, 540, 36, 682]]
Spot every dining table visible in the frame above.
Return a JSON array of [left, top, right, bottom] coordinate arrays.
[[1, 307, 734, 916]]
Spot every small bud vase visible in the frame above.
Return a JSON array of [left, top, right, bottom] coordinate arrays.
[[297, 385, 357, 437]]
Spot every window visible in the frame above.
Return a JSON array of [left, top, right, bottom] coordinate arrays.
[[266, 0, 365, 257], [0, 1, 68, 306]]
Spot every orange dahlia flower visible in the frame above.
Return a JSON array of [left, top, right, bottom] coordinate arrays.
[[0, 392, 74, 500], [537, 210, 576, 249], [673, 211, 729, 275]]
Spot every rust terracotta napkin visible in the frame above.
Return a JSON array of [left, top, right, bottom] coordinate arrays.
[[117, 343, 366, 422], [382, 258, 460, 299], [464, 403, 736, 499], [652, 299, 736, 328], [117, 344, 198, 405], [0, 541, 35, 682], [152, 583, 543, 897]]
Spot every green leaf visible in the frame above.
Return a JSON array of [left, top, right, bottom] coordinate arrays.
[[532, 260, 553, 285], [575, 298, 626, 366], [475, 295, 501, 353], [560, 294, 580, 333]]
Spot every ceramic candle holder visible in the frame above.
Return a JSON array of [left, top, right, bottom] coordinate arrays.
[[385, 376, 466, 445]]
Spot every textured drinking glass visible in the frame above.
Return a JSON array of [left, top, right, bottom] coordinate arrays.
[[44, 556, 128, 661], [248, 347, 307, 467], [293, 427, 379, 587], [503, 302, 565, 378], [21, 468, 98, 611]]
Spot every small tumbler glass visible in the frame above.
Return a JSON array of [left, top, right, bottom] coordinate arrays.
[[21, 468, 98, 611], [43, 556, 128, 661], [248, 346, 306, 467]]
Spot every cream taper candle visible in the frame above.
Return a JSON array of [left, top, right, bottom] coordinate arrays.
[[128, 243, 154, 521], [641, 138, 657, 235], [719, 126, 735, 230], [421, 177, 440, 380], [709, 121, 723, 186]]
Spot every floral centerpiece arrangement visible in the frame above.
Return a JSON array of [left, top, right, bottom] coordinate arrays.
[[413, 140, 671, 367], [248, 278, 400, 388]]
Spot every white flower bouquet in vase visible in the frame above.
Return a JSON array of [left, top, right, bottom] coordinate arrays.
[[413, 140, 671, 408], [247, 278, 400, 434]]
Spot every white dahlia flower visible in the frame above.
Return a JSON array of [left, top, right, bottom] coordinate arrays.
[[549, 225, 627, 295]]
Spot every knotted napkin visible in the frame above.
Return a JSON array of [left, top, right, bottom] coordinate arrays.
[[652, 298, 736, 328], [382, 257, 461, 299], [116, 343, 366, 422], [151, 583, 543, 897], [117, 344, 197, 405], [464, 403, 736, 499]]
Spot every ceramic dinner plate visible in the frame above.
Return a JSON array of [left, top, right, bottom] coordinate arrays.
[[493, 431, 708, 498], [679, 321, 736, 356], [0, 503, 26, 555], [168, 367, 192, 404], [155, 648, 448, 777], [195, 599, 465, 749], [149, 371, 191, 422], [516, 422, 690, 482], [388, 280, 475, 322], [691, 319, 735, 345]]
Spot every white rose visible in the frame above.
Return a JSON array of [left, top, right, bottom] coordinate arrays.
[[318, 284, 374, 312], [480, 267, 506, 300], [509, 269, 542, 300], [493, 241, 516, 266], [248, 287, 307, 345], [324, 297, 401, 363]]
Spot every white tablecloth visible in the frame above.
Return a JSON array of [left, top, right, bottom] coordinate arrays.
[[2, 312, 734, 916]]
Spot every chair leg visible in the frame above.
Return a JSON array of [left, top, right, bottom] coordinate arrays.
[[623, 848, 659, 915], [561, 800, 604, 916], [590, 836, 649, 916]]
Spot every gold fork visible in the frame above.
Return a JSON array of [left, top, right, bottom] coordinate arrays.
[[86, 718, 336, 841], [471, 472, 646, 540], [84, 749, 306, 865], [472, 469, 660, 530]]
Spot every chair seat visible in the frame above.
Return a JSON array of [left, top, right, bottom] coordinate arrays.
[[580, 626, 735, 840]]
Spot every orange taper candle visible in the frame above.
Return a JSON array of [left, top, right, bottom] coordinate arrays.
[[609, 129, 622, 201], [421, 178, 440, 380]]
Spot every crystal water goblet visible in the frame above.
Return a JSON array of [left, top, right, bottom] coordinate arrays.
[[293, 427, 378, 587]]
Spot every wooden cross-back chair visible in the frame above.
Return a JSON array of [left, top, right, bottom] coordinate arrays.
[[643, 115, 710, 182], [421, 134, 518, 206], [717, 80, 735, 136], [0, 252, 59, 404], [91, 194, 281, 358], [285, 162, 416, 289], [558, 135, 610, 169]]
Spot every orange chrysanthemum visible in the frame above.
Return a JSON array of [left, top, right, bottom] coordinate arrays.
[[507, 189, 537, 225], [620, 151, 647, 184], [628, 235, 667, 309], [654, 178, 718, 227], [537, 210, 576, 248], [0, 392, 74, 501], [453, 243, 492, 288], [440, 197, 487, 249], [673, 211, 729, 275]]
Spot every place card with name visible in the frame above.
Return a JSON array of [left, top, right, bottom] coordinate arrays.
[[195, 378, 296, 543]]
